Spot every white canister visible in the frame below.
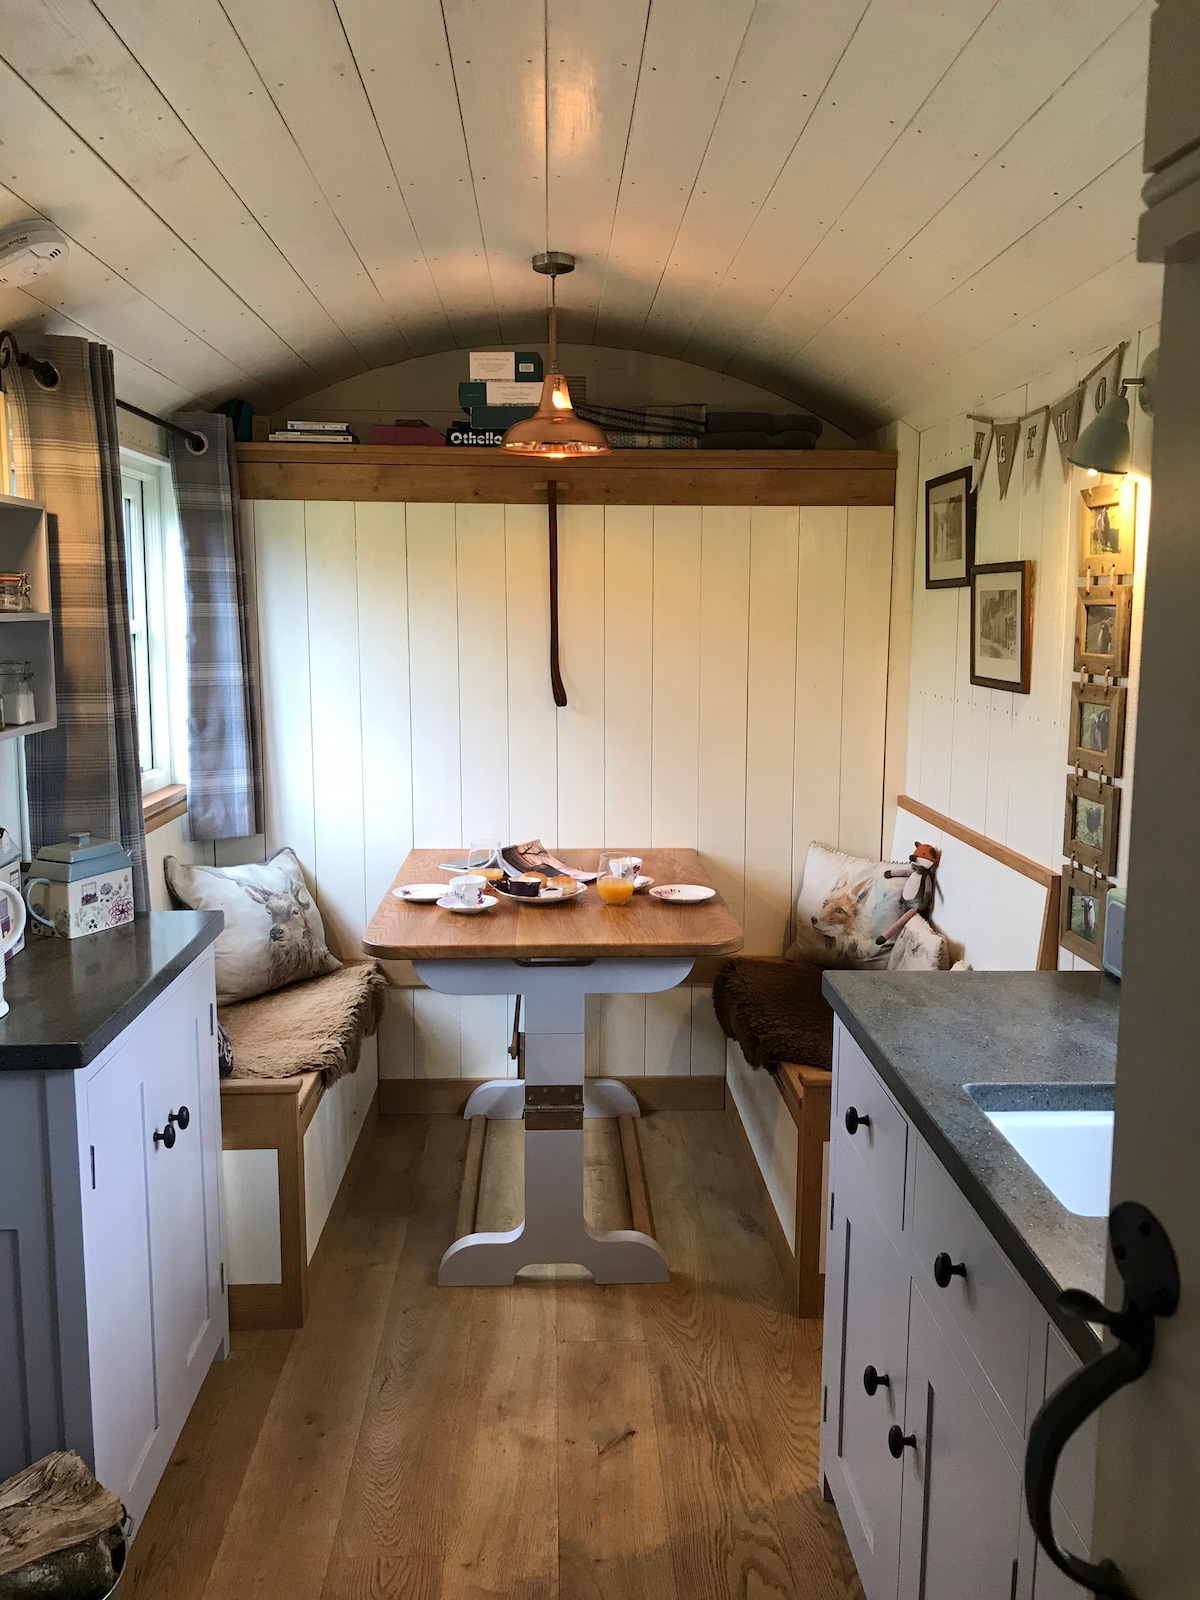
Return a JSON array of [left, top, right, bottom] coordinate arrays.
[[25, 832, 136, 939]]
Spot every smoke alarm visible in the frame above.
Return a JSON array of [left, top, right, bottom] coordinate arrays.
[[0, 222, 69, 286]]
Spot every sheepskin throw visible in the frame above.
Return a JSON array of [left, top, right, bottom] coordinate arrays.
[[712, 956, 834, 1074], [220, 962, 386, 1084]]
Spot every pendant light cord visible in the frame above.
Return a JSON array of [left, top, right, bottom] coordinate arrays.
[[548, 274, 558, 375]]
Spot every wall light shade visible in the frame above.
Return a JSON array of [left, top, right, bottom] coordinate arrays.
[[500, 373, 609, 457], [1069, 391, 1132, 475]]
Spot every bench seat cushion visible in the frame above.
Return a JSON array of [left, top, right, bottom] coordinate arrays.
[[219, 962, 386, 1085], [712, 956, 834, 1074]]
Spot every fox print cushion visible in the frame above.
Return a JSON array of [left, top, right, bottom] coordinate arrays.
[[785, 843, 909, 970], [165, 847, 341, 1004]]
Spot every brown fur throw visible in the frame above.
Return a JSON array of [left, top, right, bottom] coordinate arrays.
[[712, 956, 834, 1074], [220, 962, 387, 1084]]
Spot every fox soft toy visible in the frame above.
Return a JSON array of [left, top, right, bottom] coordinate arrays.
[[876, 842, 941, 946]]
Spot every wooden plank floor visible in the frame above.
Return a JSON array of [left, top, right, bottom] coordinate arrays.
[[123, 1111, 864, 1600]]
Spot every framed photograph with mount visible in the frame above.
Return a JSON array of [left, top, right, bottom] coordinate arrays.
[[970, 560, 1033, 693], [1079, 479, 1136, 579], [1068, 680, 1126, 778], [1074, 581, 1132, 676], [1063, 772, 1120, 876], [925, 467, 975, 589], [1059, 863, 1108, 968]]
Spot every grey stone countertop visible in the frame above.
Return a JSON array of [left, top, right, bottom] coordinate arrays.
[[0, 911, 224, 1071], [822, 969, 1119, 1360]]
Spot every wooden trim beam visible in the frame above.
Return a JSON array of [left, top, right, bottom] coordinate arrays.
[[236, 444, 896, 507], [896, 794, 1057, 888]]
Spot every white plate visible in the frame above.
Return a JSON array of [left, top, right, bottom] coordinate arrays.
[[649, 883, 715, 904], [633, 875, 654, 892], [494, 882, 586, 905], [393, 883, 449, 904], [437, 894, 498, 915]]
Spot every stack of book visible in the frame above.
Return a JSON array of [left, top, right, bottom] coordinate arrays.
[[267, 420, 357, 444], [449, 352, 549, 446]]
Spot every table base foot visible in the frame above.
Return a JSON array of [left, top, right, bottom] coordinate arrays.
[[438, 1224, 668, 1286], [462, 1079, 643, 1120]]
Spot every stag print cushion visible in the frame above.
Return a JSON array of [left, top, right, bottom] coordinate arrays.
[[165, 848, 341, 1004], [785, 843, 910, 970]]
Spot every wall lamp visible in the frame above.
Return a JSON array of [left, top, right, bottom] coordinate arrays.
[[1068, 349, 1157, 476]]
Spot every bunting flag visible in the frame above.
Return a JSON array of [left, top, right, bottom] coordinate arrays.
[[1020, 407, 1050, 492], [993, 419, 1020, 499], [1049, 386, 1084, 480], [1081, 342, 1127, 427], [967, 414, 994, 491]]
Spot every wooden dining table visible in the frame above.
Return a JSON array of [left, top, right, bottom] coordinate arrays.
[[363, 847, 743, 1285]]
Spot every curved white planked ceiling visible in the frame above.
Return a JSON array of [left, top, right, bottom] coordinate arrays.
[[0, 0, 1160, 433]]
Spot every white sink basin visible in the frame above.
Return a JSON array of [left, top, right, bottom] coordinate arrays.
[[981, 1107, 1114, 1217]]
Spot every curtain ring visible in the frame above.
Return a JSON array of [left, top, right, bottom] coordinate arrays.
[[185, 432, 209, 455]]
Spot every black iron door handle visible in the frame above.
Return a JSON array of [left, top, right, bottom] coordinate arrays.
[[1024, 1201, 1179, 1600]]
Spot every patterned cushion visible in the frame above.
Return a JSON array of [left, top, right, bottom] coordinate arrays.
[[886, 915, 950, 971], [786, 842, 909, 970], [165, 847, 340, 1005]]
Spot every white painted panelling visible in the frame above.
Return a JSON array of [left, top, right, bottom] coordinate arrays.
[[249, 497, 894, 1078], [726, 1040, 798, 1253], [303, 1035, 379, 1259], [221, 1149, 281, 1284]]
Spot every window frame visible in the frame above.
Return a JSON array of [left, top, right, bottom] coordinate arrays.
[[120, 451, 185, 798]]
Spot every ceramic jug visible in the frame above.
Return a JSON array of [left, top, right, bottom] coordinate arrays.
[[0, 880, 27, 1018]]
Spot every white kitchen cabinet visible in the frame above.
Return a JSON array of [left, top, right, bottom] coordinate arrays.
[[0, 927, 226, 1531]]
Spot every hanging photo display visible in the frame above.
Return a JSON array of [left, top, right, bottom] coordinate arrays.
[[1021, 407, 1050, 492], [992, 419, 1020, 499], [1063, 772, 1120, 877], [1079, 480, 1136, 579], [1059, 863, 1108, 968], [1074, 582, 1133, 677], [967, 415, 994, 491], [1067, 681, 1126, 779]]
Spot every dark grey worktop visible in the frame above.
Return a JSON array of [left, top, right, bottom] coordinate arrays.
[[823, 970, 1119, 1359], [0, 911, 223, 1071]]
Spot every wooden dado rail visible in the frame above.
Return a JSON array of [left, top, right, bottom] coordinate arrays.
[[896, 794, 1061, 971], [236, 444, 897, 507]]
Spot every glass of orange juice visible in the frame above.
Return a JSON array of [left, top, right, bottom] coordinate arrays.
[[596, 853, 641, 905], [468, 839, 504, 882]]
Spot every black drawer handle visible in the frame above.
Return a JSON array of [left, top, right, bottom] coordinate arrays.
[[863, 1365, 891, 1397], [888, 1425, 916, 1458], [169, 1105, 191, 1131], [933, 1251, 967, 1289], [844, 1105, 871, 1136], [153, 1123, 176, 1150]]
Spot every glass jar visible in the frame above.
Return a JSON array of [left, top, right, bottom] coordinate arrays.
[[0, 573, 30, 612], [0, 662, 35, 725]]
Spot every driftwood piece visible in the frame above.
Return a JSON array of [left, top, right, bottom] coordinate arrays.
[[0, 1526, 124, 1599], [0, 1454, 123, 1579]]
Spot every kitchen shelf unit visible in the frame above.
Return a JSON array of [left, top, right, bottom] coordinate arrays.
[[0, 494, 56, 739]]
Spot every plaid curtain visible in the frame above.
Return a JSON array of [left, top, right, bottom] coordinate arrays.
[[6, 336, 149, 910], [168, 413, 263, 841]]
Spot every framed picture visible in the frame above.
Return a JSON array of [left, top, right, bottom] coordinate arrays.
[[1079, 480, 1136, 579], [1074, 582, 1132, 676], [925, 468, 974, 589], [970, 560, 1033, 693], [1059, 864, 1108, 968], [1063, 773, 1120, 876], [1068, 681, 1126, 778]]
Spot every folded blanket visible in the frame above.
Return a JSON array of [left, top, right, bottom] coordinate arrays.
[[605, 431, 700, 449], [705, 410, 822, 435], [574, 402, 706, 436], [712, 956, 834, 1074], [699, 430, 819, 450], [221, 961, 387, 1084]]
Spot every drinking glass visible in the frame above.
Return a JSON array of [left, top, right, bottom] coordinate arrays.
[[596, 852, 640, 905], [468, 838, 503, 882]]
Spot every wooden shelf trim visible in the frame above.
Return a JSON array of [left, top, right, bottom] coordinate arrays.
[[235, 444, 896, 507], [143, 783, 188, 833]]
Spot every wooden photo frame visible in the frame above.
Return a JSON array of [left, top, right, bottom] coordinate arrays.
[[925, 468, 974, 589], [1079, 480, 1136, 579], [1074, 582, 1132, 676], [970, 560, 1033, 693], [1063, 773, 1120, 876], [1068, 681, 1126, 778], [1059, 864, 1108, 968]]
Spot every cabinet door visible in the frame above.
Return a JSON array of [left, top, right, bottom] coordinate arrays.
[[899, 1285, 1023, 1600], [82, 1038, 160, 1500], [827, 1160, 909, 1600]]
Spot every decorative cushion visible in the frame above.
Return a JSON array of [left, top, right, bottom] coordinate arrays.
[[165, 847, 340, 1005], [886, 915, 950, 972], [786, 842, 909, 970]]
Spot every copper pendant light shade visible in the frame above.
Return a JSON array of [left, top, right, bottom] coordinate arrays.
[[501, 253, 610, 458]]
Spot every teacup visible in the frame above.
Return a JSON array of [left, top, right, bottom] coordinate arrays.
[[449, 873, 486, 907]]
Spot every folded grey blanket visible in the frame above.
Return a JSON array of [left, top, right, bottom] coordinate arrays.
[[706, 410, 822, 435], [606, 431, 700, 449], [699, 430, 819, 450], [575, 402, 706, 436]]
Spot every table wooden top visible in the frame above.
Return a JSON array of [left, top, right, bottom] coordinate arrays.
[[362, 848, 745, 962]]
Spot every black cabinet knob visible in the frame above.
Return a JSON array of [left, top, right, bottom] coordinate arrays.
[[153, 1123, 176, 1150], [169, 1106, 191, 1131], [933, 1251, 967, 1289], [863, 1365, 891, 1397], [888, 1424, 917, 1459], [844, 1105, 871, 1136]]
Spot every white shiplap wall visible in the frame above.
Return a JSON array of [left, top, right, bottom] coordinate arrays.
[[904, 322, 1156, 969], [244, 497, 895, 1081]]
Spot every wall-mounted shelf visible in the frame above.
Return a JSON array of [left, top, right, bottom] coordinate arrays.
[[0, 496, 56, 740], [236, 444, 897, 507]]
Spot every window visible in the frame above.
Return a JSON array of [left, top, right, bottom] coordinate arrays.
[[120, 454, 186, 795]]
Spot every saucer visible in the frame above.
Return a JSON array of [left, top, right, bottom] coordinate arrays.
[[649, 883, 715, 904], [437, 894, 498, 915], [494, 882, 585, 905], [393, 883, 447, 904], [633, 875, 654, 892]]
